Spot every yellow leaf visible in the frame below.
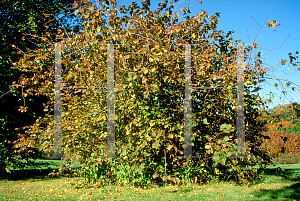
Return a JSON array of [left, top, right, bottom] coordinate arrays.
[[288, 68, 290, 70], [149, 57, 158, 62], [141, 49, 146, 54], [215, 168, 221, 174], [192, 33, 196, 38], [167, 144, 173, 150], [267, 20, 277, 28]]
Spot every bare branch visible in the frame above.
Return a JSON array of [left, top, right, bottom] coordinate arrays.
[[0, 88, 12, 99], [22, 86, 26, 107]]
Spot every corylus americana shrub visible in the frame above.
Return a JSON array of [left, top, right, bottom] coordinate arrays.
[[11, 0, 271, 186]]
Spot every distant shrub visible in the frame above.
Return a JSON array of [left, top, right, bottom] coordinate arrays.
[[259, 121, 300, 161], [272, 152, 300, 164]]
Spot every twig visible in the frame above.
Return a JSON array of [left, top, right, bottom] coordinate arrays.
[[0, 88, 12, 99], [22, 86, 26, 107]]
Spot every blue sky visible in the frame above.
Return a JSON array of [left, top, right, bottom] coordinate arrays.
[[66, 0, 300, 111]]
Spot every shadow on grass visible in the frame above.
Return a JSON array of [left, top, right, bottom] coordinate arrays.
[[0, 158, 79, 181], [258, 165, 300, 182], [0, 169, 57, 181], [253, 164, 300, 200], [253, 182, 300, 200]]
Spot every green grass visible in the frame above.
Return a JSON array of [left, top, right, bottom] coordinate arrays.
[[1, 159, 300, 200]]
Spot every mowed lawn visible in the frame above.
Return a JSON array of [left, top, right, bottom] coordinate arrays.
[[1, 161, 300, 201]]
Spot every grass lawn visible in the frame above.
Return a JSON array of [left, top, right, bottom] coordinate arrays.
[[1, 159, 300, 200]]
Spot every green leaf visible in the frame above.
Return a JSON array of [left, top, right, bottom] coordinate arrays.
[[220, 124, 228, 130], [206, 149, 212, 154], [226, 151, 233, 157], [205, 145, 211, 149], [203, 118, 209, 124], [220, 124, 232, 133], [213, 155, 220, 162], [223, 136, 230, 142], [152, 140, 160, 149]]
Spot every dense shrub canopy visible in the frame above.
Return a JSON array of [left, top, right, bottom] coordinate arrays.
[[11, 0, 272, 186]]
